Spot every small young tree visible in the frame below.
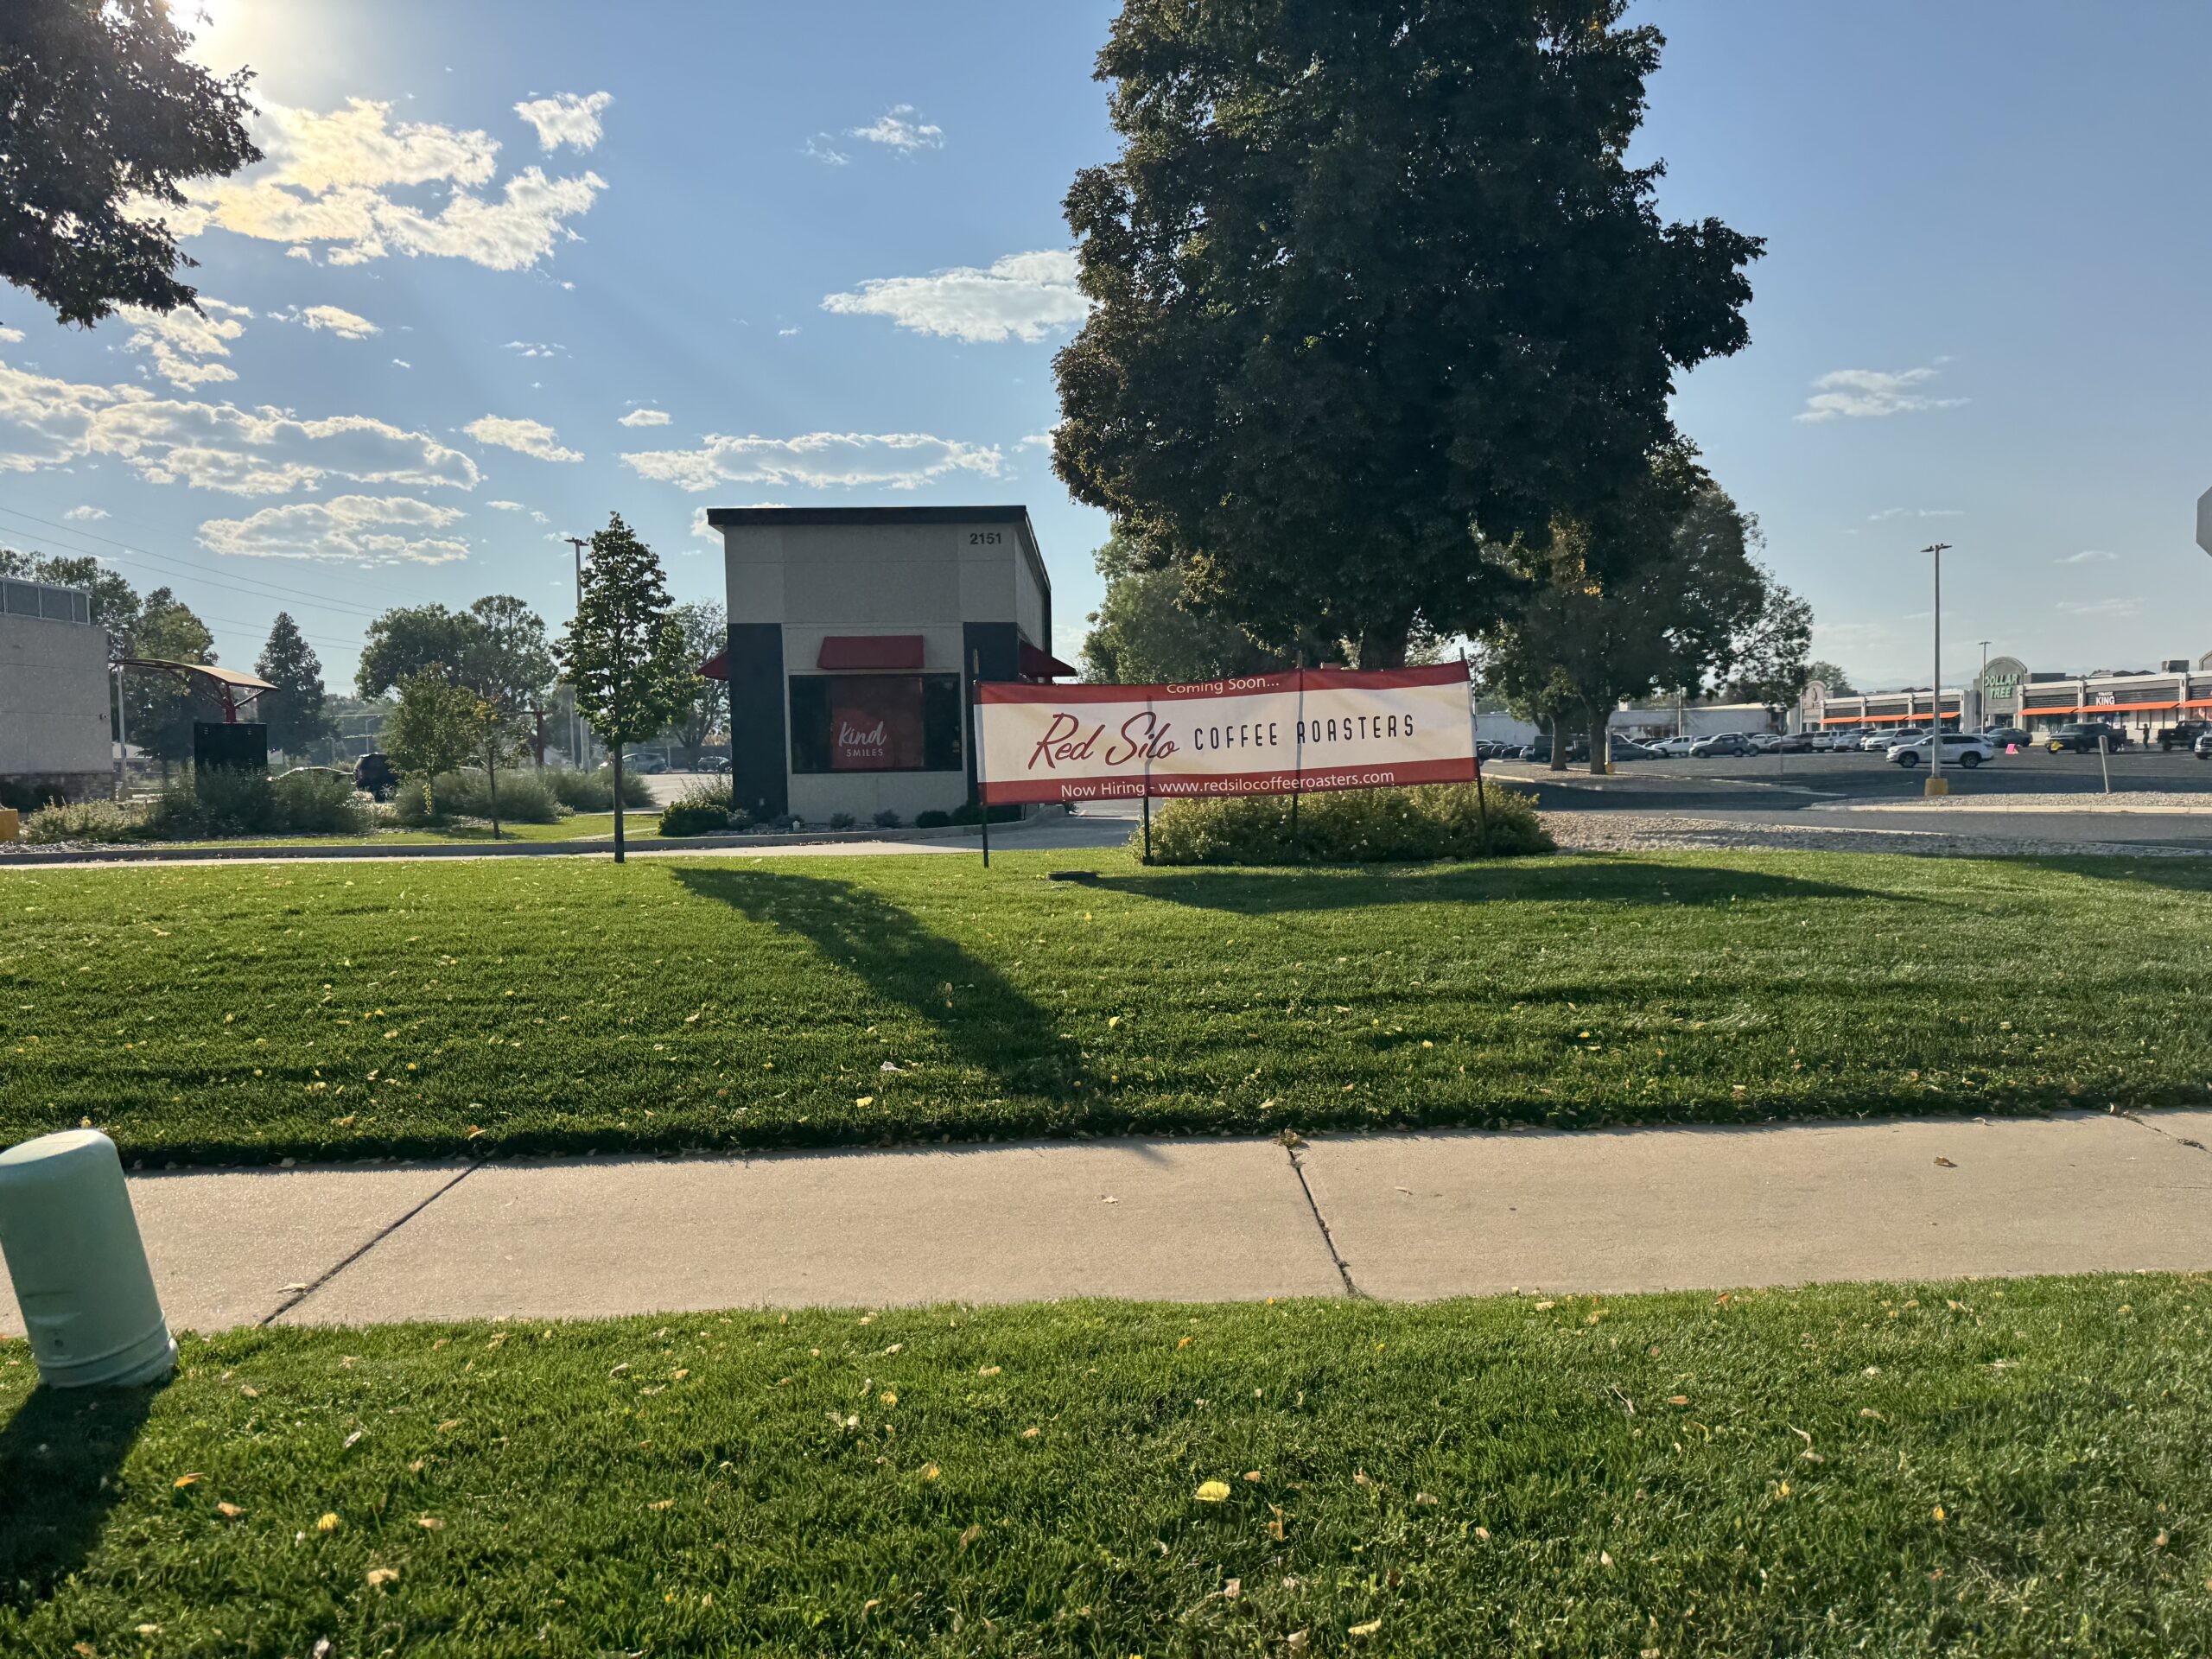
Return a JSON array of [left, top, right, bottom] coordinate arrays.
[[383, 667, 480, 820], [255, 612, 334, 760], [556, 513, 693, 861]]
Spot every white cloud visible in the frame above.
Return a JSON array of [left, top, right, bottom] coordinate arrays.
[[2056, 596, 2139, 618], [391, 358, 412, 369], [466, 413, 582, 462], [1017, 429, 1057, 448], [848, 105, 944, 152], [620, 430, 1004, 493], [118, 297, 251, 390], [273, 302, 380, 340], [514, 91, 612, 153], [0, 359, 479, 495], [0, 326, 23, 344], [821, 250, 1087, 344], [802, 137, 850, 167], [777, 327, 799, 337], [2058, 549, 2119, 564], [1796, 365, 1967, 423], [1867, 506, 1962, 522], [197, 494, 470, 565], [488, 499, 524, 510], [63, 505, 109, 521], [504, 340, 566, 358], [142, 98, 606, 272], [619, 407, 671, 428], [690, 505, 719, 543]]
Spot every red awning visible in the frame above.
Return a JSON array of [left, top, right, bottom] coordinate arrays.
[[817, 634, 925, 671], [698, 648, 728, 682], [1020, 642, 1078, 680]]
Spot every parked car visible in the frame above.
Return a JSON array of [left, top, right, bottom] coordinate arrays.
[[1810, 728, 1859, 751], [1763, 732, 1815, 753], [700, 755, 733, 774], [2044, 721, 2128, 753], [2196, 730, 2212, 762], [1646, 735, 1699, 757], [2156, 720, 2210, 753], [1980, 726, 2031, 749], [1689, 733, 1754, 758], [1607, 739, 1661, 761], [622, 753, 671, 774], [353, 751, 397, 801], [1517, 736, 1589, 763], [1859, 728, 1910, 752], [1887, 732, 1997, 769]]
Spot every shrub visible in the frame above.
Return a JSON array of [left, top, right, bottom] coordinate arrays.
[[828, 811, 857, 830], [22, 798, 143, 844], [768, 813, 802, 832], [872, 810, 903, 830], [0, 779, 65, 814], [392, 768, 565, 826], [1141, 783, 1551, 866], [135, 770, 283, 840], [658, 800, 734, 837], [543, 767, 654, 812], [913, 809, 953, 829], [271, 769, 372, 835], [950, 802, 1021, 825]]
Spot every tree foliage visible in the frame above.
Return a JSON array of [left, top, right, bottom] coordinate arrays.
[[254, 612, 333, 758], [1481, 463, 1789, 773], [357, 595, 556, 715], [1080, 531, 1341, 684], [667, 601, 728, 766], [123, 586, 214, 771], [1802, 659, 1856, 697], [1, 0, 260, 326], [0, 547, 139, 638], [556, 513, 693, 860], [1053, 0, 1761, 666]]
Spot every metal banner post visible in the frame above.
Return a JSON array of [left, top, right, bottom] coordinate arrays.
[[1459, 648, 1489, 839], [1291, 656, 1306, 849]]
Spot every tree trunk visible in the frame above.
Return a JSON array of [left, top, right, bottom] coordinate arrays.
[[1586, 701, 1608, 775], [1355, 621, 1410, 671], [1548, 713, 1568, 772], [486, 742, 501, 839], [612, 745, 626, 864]]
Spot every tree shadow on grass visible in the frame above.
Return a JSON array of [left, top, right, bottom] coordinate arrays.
[[1086, 859, 1918, 919], [2016, 854, 2212, 898], [670, 867, 1084, 1100], [0, 1380, 158, 1611]]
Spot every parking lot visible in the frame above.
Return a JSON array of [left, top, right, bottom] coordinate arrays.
[[1482, 745, 2212, 853]]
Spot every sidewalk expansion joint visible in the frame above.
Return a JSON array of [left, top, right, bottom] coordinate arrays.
[[2119, 1109, 2209, 1155], [1282, 1141, 1362, 1299], [259, 1161, 482, 1325]]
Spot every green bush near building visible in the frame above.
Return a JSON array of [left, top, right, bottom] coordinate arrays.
[[391, 768, 564, 826], [22, 769, 370, 845], [544, 766, 655, 812], [1144, 782, 1550, 865]]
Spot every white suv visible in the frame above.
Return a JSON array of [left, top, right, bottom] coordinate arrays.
[[1886, 732, 1998, 769]]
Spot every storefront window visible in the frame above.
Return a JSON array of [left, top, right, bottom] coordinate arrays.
[[789, 674, 964, 773]]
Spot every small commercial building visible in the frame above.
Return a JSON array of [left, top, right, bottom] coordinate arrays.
[[1803, 652, 2212, 743], [707, 506, 1073, 823], [0, 577, 111, 801]]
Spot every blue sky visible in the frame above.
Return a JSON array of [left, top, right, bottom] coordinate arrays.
[[1, 0, 2206, 695]]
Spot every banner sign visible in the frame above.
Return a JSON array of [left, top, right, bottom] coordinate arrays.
[[976, 663, 1476, 804]]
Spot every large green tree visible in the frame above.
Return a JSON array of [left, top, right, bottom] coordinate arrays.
[[356, 604, 486, 699], [1481, 466, 1783, 774], [122, 586, 214, 778], [556, 514, 692, 862], [666, 601, 728, 768], [254, 612, 334, 759], [2, 0, 259, 326], [1053, 0, 1760, 667], [1802, 660, 1857, 698], [459, 594, 557, 764], [382, 668, 480, 822]]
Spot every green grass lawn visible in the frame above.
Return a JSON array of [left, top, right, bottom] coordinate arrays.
[[4, 1275, 2208, 1655], [3, 849, 2209, 1165]]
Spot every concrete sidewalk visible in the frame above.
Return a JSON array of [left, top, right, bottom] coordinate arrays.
[[3, 1110, 2207, 1334]]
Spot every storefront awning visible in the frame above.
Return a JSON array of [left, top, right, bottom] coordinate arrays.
[[817, 634, 925, 671], [699, 647, 728, 682], [1020, 642, 1078, 680]]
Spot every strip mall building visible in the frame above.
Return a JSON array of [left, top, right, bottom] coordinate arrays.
[[706, 506, 1074, 823], [1802, 652, 2212, 741]]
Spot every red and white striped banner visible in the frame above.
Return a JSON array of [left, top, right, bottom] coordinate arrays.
[[976, 663, 1477, 804]]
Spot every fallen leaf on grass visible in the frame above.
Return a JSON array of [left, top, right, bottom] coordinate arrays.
[[1193, 1479, 1231, 1503], [1414, 1492, 1439, 1506], [855, 1096, 875, 1108], [173, 1472, 204, 1489], [315, 1512, 340, 1533], [366, 1567, 399, 1588], [1350, 1618, 1382, 1637], [417, 1516, 442, 1530], [649, 1499, 674, 1511], [1934, 1156, 1957, 1168], [958, 1523, 982, 1550], [216, 1502, 244, 1519], [978, 1365, 1001, 1377]]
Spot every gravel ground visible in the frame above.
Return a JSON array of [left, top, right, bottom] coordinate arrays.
[[1838, 790, 2212, 814], [1539, 810, 2212, 859]]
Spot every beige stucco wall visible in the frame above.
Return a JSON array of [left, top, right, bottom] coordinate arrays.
[[0, 611, 111, 780]]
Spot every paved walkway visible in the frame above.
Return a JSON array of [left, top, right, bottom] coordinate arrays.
[[4, 1110, 2207, 1334]]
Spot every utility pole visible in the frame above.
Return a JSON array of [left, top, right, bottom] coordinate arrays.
[[1923, 543, 1952, 794], [1977, 639, 1991, 731], [564, 535, 588, 768]]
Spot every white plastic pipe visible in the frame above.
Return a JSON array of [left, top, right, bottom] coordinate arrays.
[[0, 1129, 175, 1388]]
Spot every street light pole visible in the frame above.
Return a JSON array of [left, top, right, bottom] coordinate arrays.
[[1924, 543, 1952, 794]]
